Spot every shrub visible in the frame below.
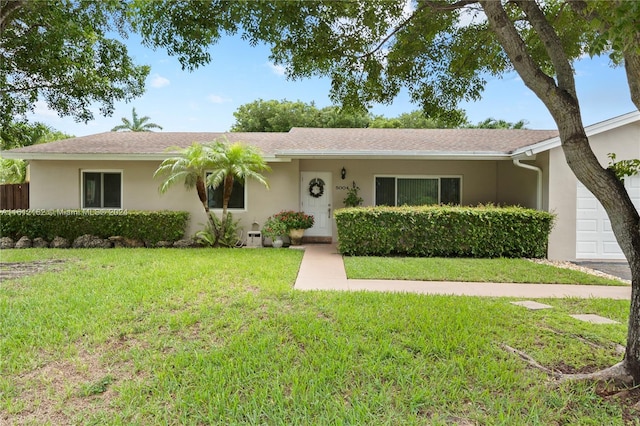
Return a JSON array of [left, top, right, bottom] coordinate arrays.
[[0, 210, 189, 244], [273, 210, 314, 230], [196, 212, 242, 247], [343, 184, 363, 207], [335, 205, 555, 258], [262, 215, 288, 239]]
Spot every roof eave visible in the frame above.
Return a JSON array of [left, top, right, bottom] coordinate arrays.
[[275, 150, 512, 161], [2, 152, 290, 162], [511, 110, 640, 157]]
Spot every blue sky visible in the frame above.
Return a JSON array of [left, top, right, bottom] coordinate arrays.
[[30, 33, 636, 136]]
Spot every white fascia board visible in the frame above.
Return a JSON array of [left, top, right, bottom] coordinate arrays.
[[275, 150, 512, 161], [511, 111, 640, 157], [1, 152, 290, 163], [1, 153, 169, 161]]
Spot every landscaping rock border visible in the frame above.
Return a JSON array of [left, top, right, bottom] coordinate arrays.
[[0, 235, 198, 249]]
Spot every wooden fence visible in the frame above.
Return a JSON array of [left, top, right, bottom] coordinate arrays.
[[0, 183, 29, 210]]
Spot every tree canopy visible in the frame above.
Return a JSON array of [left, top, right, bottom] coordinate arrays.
[[0, 121, 74, 151], [231, 99, 469, 131], [0, 121, 74, 184], [465, 118, 528, 129], [0, 0, 149, 127]]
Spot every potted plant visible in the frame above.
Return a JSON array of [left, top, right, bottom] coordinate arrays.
[[262, 215, 287, 248], [343, 183, 363, 207], [273, 210, 315, 245]]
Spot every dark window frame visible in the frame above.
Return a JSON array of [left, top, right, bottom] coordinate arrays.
[[374, 175, 462, 206], [81, 170, 123, 209], [206, 172, 246, 210]]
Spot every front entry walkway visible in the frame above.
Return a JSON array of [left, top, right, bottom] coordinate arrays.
[[294, 244, 632, 300]]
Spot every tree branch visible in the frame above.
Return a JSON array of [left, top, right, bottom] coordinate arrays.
[[480, 0, 557, 105], [514, 0, 577, 97], [366, 0, 476, 58], [0, 0, 25, 32], [421, 0, 478, 12]]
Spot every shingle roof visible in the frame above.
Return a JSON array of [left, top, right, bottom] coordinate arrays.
[[3, 127, 560, 160]]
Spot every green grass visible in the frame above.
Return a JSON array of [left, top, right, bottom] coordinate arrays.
[[0, 249, 636, 424], [344, 256, 627, 285]]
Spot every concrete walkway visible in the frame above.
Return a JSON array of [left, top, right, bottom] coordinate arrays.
[[294, 244, 632, 299]]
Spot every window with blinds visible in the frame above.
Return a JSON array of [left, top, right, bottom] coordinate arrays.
[[375, 176, 461, 206]]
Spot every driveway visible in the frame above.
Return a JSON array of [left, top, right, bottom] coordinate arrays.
[[574, 260, 632, 281]]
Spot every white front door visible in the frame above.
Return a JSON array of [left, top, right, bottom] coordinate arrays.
[[300, 171, 332, 237]]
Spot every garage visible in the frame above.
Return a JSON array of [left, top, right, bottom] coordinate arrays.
[[576, 175, 640, 259]]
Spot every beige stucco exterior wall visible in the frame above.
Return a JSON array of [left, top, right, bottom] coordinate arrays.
[[299, 158, 501, 208], [495, 160, 541, 209], [29, 157, 541, 242], [27, 159, 301, 238], [547, 121, 640, 260]]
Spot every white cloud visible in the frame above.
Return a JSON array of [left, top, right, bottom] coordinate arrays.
[[150, 74, 170, 88], [207, 94, 231, 104], [267, 62, 286, 76]]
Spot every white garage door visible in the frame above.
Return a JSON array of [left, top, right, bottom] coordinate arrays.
[[576, 175, 640, 259]]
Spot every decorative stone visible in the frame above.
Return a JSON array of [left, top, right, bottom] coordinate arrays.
[[124, 238, 145, 248], [109, 236, 145, 248], [73, 234, 113, 249], [14, 236, 32, 249], [32, 237, 49, 248], [155, 241, 174, 248], [108, 236, 126, 248], [50, 236, 70, 249], [0, 237, 15, 249], [173, 239, 200, 248]]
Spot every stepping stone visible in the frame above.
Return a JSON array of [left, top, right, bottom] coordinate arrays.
[[511, 301, 553, 310], [570, 314, 619, 324]]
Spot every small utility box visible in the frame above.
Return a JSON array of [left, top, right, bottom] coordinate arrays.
[[246, 231, 262, 247]]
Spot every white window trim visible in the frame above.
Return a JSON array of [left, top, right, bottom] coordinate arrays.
[[373, 174, 463, 206], [205, 172, 248, 212], [80, 169, 124, 209]]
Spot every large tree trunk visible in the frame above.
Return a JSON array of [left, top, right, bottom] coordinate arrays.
[[481, 0, 640, 382]]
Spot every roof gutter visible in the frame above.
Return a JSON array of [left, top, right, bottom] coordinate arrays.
[[512, 158, 542, 210], [1, 152, 291, 163], [275, 150, 513, 161]]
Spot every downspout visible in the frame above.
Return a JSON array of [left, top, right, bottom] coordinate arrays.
[[512, 158, 542, 210]]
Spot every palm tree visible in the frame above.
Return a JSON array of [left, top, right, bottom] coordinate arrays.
[[206, 139, 270, 242], [111, 108, 163, 132], [154, 142, 216, 215], [154, 139, 270, 246]]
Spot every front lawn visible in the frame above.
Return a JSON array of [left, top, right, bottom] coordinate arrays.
[[0, 249, 636, 424], [344, 256, 627, 285]]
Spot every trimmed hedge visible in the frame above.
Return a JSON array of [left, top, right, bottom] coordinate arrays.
[[335, 205, 555, 258], [0, 210, 189, 244]]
